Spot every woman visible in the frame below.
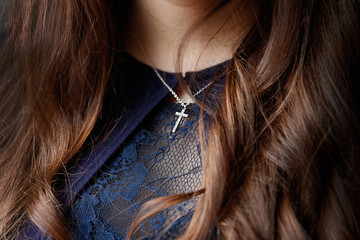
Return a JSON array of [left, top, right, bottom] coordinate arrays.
[[0, 0, 359, 239]]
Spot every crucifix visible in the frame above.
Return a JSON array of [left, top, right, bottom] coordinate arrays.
[[172, 106, 189, 133]]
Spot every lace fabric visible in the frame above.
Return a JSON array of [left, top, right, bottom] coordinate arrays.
[[67, 101, 203, 239]]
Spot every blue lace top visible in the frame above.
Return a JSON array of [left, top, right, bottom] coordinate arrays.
[[19, 51, 227, 239], [67, 100, 203, 239]]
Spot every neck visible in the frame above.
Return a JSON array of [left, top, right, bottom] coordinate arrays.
[[124, 0, 237, 73]]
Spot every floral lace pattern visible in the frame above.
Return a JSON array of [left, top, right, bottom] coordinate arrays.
[[67, 101, 203, 239]]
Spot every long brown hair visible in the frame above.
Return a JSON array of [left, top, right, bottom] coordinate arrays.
[[0, 0, 359, 239]]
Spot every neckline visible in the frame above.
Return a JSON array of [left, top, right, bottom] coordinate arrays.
[[122, 50, 230, 82]]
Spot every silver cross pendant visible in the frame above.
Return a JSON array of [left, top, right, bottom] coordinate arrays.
[[172, 106, 188, 133]]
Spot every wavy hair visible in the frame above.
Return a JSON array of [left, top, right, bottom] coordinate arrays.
[[0, 0, 359, 239]]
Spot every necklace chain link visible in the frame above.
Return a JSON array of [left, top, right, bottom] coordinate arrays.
[[136, 36, 212, 132]]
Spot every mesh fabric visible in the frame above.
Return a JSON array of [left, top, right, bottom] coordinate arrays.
[[67, 101, 203, 239]]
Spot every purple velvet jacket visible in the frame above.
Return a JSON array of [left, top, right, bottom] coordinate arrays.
[[21, 53, 228, 239]]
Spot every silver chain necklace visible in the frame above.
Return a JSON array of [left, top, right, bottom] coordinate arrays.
[[136, 37, 212, 133], [151, 67, 212, 133]]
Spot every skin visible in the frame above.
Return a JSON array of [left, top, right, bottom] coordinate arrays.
[[124, 0, 238, 102]]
